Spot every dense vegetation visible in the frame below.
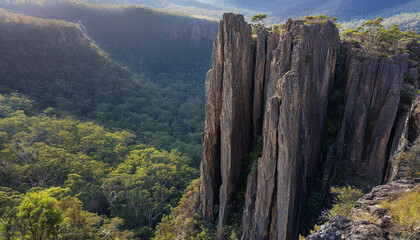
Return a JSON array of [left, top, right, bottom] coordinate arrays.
[[0, 7, 208, 163], [1, 1, 419, 238], [342, 17, 420, 56], [0, 6, 210, 239], [0, 93, 198, 239]]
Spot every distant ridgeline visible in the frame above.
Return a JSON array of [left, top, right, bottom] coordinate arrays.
[[0, 5, 215, 239], [155, 13, 420, 240], [208, 0, 420, 25], [0, 0, 219, 163]]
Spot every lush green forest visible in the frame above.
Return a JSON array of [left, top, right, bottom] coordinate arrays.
[[1, 0, 418, 238], [0, 93, 198, 239], [0, 6, 211, 239], [0, 6, 211, 163], [0, 0, 217, 80]]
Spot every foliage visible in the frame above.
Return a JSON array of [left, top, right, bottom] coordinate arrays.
[[103, 146, 198, 235], [0, 93, 198, 238], [302, 15, 338, 23], [16, 191, 63, 240], [0, 4, 209, 163], [341, 17, 420, 56], [271, 23, 285, 35], [328, 186, 364, 219], [303, 174, 323, 233], [381, 187, 420, 239], [309, 224, 320, 234], [154, 179, 214, 240], [251, 13, 267, 29], [1, 188, 134, 239]]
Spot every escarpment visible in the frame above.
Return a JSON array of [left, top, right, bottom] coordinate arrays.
[[335, 50, 409, 186], [200, 13, 419, 240]]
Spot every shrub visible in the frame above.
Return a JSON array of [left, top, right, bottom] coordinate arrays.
[[382, 187, 420, 238], [328, 186, 364, 218]]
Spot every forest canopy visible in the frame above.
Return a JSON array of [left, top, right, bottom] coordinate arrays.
[[0, 93, 198, 239]]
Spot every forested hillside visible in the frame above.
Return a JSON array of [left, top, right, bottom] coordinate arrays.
[[0, 93, 197, 239], [0, 5, 213, 162], [0, 0, 218, 85]]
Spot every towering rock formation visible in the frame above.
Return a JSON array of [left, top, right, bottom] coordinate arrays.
[[253, 19, 339, 239], [335, 51, 409, 186], [200, 12, 418, 240], [201, 13, 340, 239], [200, 13, 254, 226]]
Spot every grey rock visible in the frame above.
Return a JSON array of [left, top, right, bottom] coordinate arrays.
[[307, 179, 420, 240], [335, 53, 409, 185], [306, 215, 349, 240]]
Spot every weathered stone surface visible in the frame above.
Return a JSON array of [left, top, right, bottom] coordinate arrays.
[[342, 220, 387, 240], [253, 28, 268, 140], [253, 97, 280, 239], [218, 12, 253, 229], [349, 179, 419, 219], [264, 33, 279, 105], [306, 215, 349, 240], [275, 20, 339, 240], [200, 13, 418, 240], [307, 179, 420, 240], [200, 19, 225, 222], [199, 12, 253, 230], [241, 161, 258, 240], [345, 179, 420, 240], [388, 95, 420, 181], [252, 19, 340, 240], [335, 53, 409, 185]]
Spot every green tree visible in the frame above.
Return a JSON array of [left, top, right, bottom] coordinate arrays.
[[16, 191, 62, 240], [251, 14, 267, 29], [341, 17, 420, 56]]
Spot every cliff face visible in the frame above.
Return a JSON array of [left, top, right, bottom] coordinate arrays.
[[200, 13, 254, 226], [388, 95, 420, 181], [335, 50, 409, 185], [253, 19, 339, 240], [200, 13, 418, 240]]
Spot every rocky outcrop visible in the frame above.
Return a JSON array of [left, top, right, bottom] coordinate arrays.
[[241, 162, 258, 240], [306, 215, 349, 240], [388, 95, 420, 181], [217, 12, 254, 229], [253, 28, 268, 140], [200, 24, 224, 223], [200, 12, 418, 240], [200, 13, 340, 239], [200, 13, 254, 227], [253, 19, 339, 240], [307, 179, 420, 240], [335, 52, 409, 186]]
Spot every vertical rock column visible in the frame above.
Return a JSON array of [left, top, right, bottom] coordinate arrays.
[[253, 28, 268, 139], [200, 20, 225, 223], [200, 13, 253, 227], [253, 20, 339, 240], [218, 12, 253, 228], [335, 53, 409, 185]]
